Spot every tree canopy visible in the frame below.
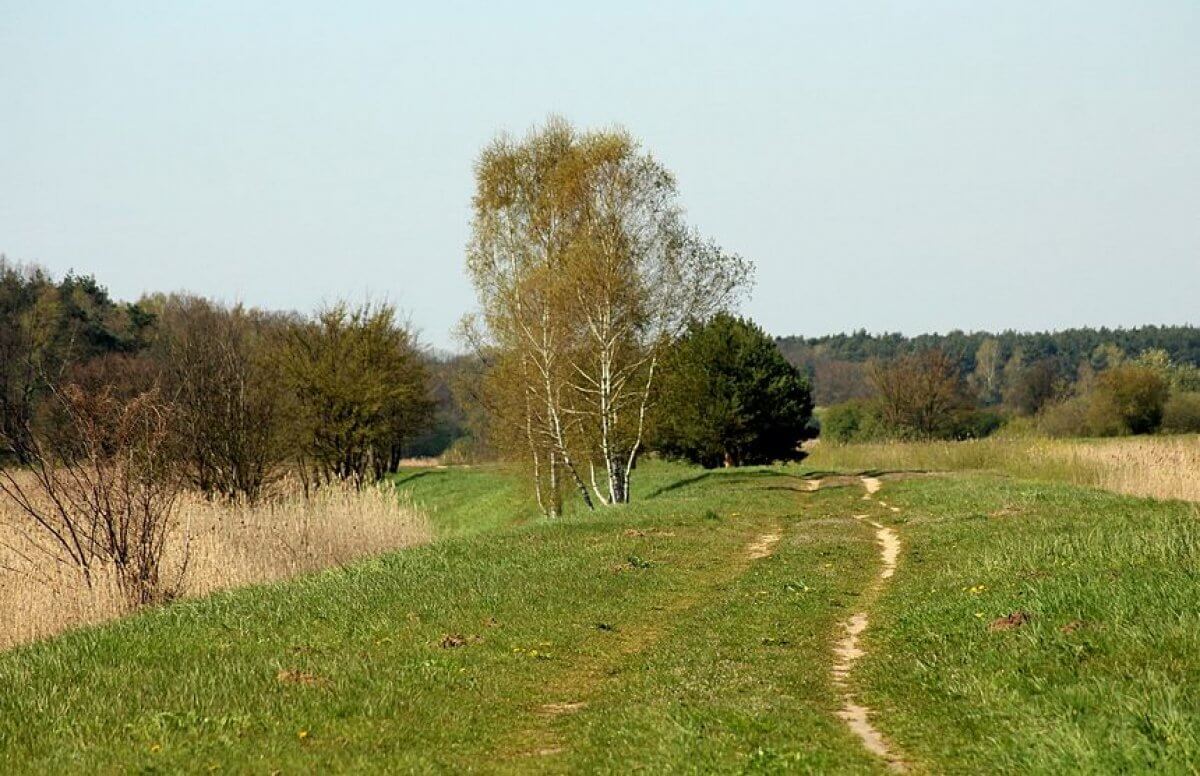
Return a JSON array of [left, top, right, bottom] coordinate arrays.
[[652, 314, 812, 468], [463, 118, 751, 513]]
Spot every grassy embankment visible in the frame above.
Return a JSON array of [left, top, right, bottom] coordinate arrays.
[[2, 455, 1198, 772]]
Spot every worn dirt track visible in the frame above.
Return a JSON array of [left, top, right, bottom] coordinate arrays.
[[830, 477, 908, 772]]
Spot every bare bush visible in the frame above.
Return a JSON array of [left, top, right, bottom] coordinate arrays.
[[868, 350, 966, 439], [0, 475, 429, 649], [0, 385, 183, 608], [153, 295, 286, 502]]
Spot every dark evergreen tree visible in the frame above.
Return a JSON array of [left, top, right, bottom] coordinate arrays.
[[653, 314, 813, 468]]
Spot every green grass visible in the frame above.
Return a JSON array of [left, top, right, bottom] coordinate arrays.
[[860, 474, 1200, 773], [391, 464, 535, 538], [0, 461, 883, 773], [2, 460, 1198, 773]]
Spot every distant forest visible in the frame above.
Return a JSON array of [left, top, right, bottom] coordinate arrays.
[[777, 327, 1200, 406]]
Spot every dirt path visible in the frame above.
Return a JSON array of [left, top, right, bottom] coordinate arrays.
[[831, 478, 907, 772]]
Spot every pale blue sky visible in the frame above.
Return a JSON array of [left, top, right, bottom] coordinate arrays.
[[2, 1, 1198, 349]]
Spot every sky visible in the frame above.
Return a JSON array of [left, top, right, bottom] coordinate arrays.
[[2, 1, 1198, 350]]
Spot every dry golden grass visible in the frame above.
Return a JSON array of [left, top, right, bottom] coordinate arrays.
[[1046, 436, 1200, 502], [806, 434, 1200, 502], [0, 477, 430, 650]]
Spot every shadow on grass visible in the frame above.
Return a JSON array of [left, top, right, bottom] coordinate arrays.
[[646, 466, 941, 499], [806, 467, 934, 478], [393, 470, 447, 488], [647, 468, 817, 499]]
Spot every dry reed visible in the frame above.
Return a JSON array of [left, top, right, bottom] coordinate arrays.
[[1039, 436, 1200, 502], [806, 434, 1200, 502], [0, 477, 430, 650]]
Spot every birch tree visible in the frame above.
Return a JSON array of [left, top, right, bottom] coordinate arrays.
[[464, 118, 750, 513], [463, 119, 592, 516]]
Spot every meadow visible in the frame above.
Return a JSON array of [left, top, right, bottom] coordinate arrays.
[[1, 445, 1198, 772]]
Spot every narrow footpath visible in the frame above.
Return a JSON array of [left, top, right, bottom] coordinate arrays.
[[830, 476, 908, 772]]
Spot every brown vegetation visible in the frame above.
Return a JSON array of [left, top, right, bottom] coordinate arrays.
[[0, 269, 440, 651], [868, 349, 966, 439], [153, 295, 285, 501], [0, 383, 183, 608], [0, 475, 429, 650], [806, 435, 1200, 503]]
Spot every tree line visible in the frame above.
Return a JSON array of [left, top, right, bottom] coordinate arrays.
[[4, 114, 1195, 615], [0, 118, 814, 609], [0, 260, 436, 497], [778, 326, 1200, 407], [20, 114, 1192, 545], [819, 339, 1200, 443], [0, 260, 443, 605]]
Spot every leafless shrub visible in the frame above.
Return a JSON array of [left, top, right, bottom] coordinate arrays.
[[0, 384, 184, 608], [0, 474, 429, 650], [868, 349, 967, 439], [154, 296, 287, 502]]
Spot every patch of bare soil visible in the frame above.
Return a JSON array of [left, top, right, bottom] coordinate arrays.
[[812, 475, 867, 491], [832, 612, 868, 681], [873, 523, 901, 581], [746, 531, 782, 560], [276, 669, 331, 688], [989, 612, 1031, 632]]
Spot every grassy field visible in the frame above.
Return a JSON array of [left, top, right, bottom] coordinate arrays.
[[392, 464, 536, 538], [0, 462, 883, 773], [861, 474, 1200, 772], [1, 457, 1198, 772]]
